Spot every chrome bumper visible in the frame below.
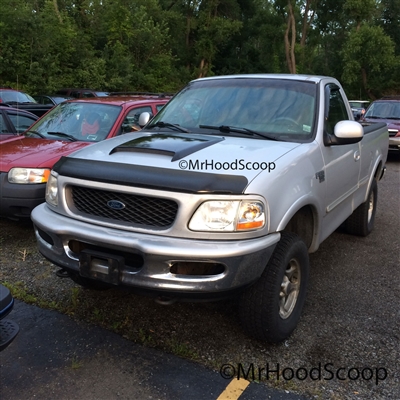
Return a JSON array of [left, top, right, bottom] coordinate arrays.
[[31, 203, 280, 296], [389, 136, 400, 150]]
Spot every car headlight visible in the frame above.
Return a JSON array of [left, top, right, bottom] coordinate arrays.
[[45, 174, 58, 206], [189, 200, 265, 232], [8, 168, 51, 184]]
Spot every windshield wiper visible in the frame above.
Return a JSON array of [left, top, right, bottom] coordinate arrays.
[[199, 125, 280, 141], [47, 132, 78, 141], [146, 121, 189, 133], [26, 130, 46, 138]]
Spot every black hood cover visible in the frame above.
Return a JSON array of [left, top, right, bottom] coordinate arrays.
[[109, 133, 224, 161], [53, 156, 248, 194]]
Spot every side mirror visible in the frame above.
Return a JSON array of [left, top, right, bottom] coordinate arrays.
[[138, 112, 152, 127], [325, 120, 363, 146]]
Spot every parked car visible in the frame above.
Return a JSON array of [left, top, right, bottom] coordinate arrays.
[[0, 105, 38, 141], [55, 88, 110, 98], [361, 96, 400, 152], [0, 88, 53, 117], [0, 87, 36, 103], [0, 284, 19, 351], [0, 95, 171, 218], [33, 95, 73, 106], [349, 100, 370, 120]]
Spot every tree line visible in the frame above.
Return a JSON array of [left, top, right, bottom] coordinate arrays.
[[0, 0, 399, 99]]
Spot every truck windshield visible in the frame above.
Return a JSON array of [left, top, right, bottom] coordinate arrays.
[[149, 77, 317, 141]]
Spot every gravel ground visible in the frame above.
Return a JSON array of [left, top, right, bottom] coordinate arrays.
[[1, 153, 399, 400]]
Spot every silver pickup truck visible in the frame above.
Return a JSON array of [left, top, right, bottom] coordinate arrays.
[[31, 74, 388, 342]]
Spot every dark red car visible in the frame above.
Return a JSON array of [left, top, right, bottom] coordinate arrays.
[[0, 95, 170, 218], [361, 96, 400, 152]]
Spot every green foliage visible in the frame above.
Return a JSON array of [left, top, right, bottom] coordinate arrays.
[[0, 0, 398, 95], [341, 24, 398, 98]]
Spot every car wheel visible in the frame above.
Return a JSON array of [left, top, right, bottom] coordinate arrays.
[[238, 232, 309, 343], [344, 179, 377, 237]]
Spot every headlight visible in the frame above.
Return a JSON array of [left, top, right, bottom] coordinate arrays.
[[45, 174, 58, 206], [8, 168, 51, 184], [189, 200, 265, 232]]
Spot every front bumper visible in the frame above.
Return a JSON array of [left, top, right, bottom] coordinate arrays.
[[389, 135, 400, 151], [0, 173, 46, 218], [31, 203, 280, 298]]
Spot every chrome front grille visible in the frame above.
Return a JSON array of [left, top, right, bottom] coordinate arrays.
[[388, 129, 398, 137], [70, 186, 178, 227]]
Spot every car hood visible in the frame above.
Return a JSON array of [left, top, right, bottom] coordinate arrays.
[[67, 131, 302, 181], [363, 117, 400, 132], [0, 134, 21, 143], [0, 137, 90, 171]]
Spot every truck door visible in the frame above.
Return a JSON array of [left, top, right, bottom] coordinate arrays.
[[321, 84, 361, 232]]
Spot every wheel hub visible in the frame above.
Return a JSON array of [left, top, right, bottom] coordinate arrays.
[[279, 258, 301, 319], [367, 192, 374, 222]]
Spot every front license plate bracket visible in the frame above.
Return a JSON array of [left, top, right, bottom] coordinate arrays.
[[79, 249, 123, 285]]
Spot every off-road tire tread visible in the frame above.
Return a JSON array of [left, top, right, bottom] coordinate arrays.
[[238, 232, 309, 343], [344, 179, 377, 237]]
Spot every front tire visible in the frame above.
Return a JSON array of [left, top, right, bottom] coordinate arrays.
[[344, 179, 377, 237], [239, 232, 309, 343]]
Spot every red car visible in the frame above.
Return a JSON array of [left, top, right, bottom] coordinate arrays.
[[0, 95, 170, 218]]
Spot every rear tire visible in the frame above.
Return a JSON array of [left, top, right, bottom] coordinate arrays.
[[238, 232, 309, 342], [344, 179, 377, 237]]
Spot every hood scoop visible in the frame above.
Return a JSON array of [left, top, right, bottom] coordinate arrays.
[[109, 133, 224, 161]]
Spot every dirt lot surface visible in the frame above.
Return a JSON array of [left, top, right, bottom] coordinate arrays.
[[0, 153, 399, 400]]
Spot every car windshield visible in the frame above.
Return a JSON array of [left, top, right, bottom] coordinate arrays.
[[148, 77, 317, 141], [25, 101, 121, 142], [364, 101, 400, 119], [0, 90, 36, 103]]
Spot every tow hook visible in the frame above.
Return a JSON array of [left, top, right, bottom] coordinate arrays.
[[155, 296, 177, 306], [56, 268, 70, 278]]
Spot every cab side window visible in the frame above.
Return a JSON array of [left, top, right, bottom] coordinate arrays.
[[325, 85, 349, 135]]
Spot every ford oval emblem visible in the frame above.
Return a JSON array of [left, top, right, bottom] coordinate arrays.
[[107, 200, 126, 210]]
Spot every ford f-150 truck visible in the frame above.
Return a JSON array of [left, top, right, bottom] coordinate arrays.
[[31, 74, 388, 342]]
